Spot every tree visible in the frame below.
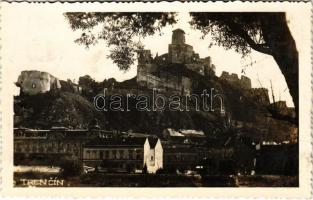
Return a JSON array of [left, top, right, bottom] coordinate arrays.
[[59, 159, 83, 177], [64, 12, 298, 122], [64, 12, 177, 70], [190, 13, 298, 122], [142, 164, 148, 174]]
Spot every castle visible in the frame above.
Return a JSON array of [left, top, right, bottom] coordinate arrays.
[[16, 70, 61, 95], [220, 71, 252, 90], [16, 29, 258, 99], [137, 29, 216, 95]]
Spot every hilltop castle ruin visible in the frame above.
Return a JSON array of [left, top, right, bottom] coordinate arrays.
[[16, 29, 268, 104], [16, 70, 61, 95], [137, 29, 216, 95]]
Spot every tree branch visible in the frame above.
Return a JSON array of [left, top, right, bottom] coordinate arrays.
[[225, 20, 273, 55]]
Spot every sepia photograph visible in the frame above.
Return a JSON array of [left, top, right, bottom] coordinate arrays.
[[1, 2, 310, 192]]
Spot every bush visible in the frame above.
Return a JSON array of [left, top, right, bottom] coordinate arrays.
[[59, 159, 83, 177], [142, 164, 148, 174], [156, 168, 165, 174]]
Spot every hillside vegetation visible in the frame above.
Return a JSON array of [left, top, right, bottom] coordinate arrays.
[[14, 73, 295, 141]]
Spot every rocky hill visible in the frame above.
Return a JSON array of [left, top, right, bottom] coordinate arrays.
[[14, 92, 106, 129], [14, 71, 296, 142]]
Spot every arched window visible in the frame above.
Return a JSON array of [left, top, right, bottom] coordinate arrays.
[[32, 83, 36, 88]]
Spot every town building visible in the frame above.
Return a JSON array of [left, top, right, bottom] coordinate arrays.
[[162, 142, 208, 172], [83, 137, 163, 173], [13, 127, 115, 164], [162, 128, 206, 144], [254, 143, 298, 175]]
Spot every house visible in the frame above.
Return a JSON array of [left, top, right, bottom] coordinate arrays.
[[162, 128, 206, 144], [255, 143, 298, 175], [13, 127, 115, 164], [82, 137, 163, 173], [162, 142, 207, 172]]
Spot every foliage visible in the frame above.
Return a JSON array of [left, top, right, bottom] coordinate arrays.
[[59, 159, 83, 177], [14, 91, 106, 129], [190, 12, 299, 123], [78, 75, 108, 99], [64, 12, 177, 70], [142, 164, 148, 174], [64, 12, 298, 117], [189, 12, 274, 57], [155, 168, 165, 174]]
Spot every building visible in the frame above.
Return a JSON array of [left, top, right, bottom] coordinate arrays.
[[16, 70, 61, 95], [136, 29, 216, 95], [13, 127, 115, 164], [255, 143, 298, 175], [162, 142, 208, 172], [162, 128, 208, 172], [83, 137, 163, 173], [14, 127, 164, 174], [162, 128, 206, 144]]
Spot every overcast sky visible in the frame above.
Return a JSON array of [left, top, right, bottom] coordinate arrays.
[[2, 4, 308, 107]]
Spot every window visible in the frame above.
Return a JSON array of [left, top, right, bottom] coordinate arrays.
[[106, 151, 110, 159], [119, 150, 124, 159], [32, 145, 36, 153], [15, 144, 21, 152], [112, 150, 116, 159], [92, 150, 97, 159], [86, 150, 90, 159], [100, 150, 104, 159], [129, 150, 134, 159], [25, 144, 30, 152], [136, 149, 142, 160], [32, 83, 36, 88], [38, 144, 44, 152], [150, 156, 154, 161]]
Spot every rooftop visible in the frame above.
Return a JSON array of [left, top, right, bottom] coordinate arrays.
[[165, 128, 205, 137]]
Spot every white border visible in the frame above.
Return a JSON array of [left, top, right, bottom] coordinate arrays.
[[0, 1, 311, 198]]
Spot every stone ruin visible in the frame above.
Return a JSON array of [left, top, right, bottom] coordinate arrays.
[[136, 28, 216, 95], [16, 70, 61, 95]]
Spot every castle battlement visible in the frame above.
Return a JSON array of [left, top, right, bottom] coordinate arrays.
[[220, 71, 252, 89], [137, 29, 216, 94]]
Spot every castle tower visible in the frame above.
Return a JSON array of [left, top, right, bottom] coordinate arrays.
[[138, 50, 152, 65], [168, 29, 194, 63], [172, 29, 186, 44], [203, 56, 212, 76]]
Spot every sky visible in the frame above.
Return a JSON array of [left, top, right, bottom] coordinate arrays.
[[2, 4, 308, 107]]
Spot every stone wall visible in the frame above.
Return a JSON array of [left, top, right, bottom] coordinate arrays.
[[220, 71, 252, 89], [168, 44, 194, 64], [244, 88, 270, 106], [136, 29, 216, 94], [16, 70, 61, 95], [137, 68, 191, 95]]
